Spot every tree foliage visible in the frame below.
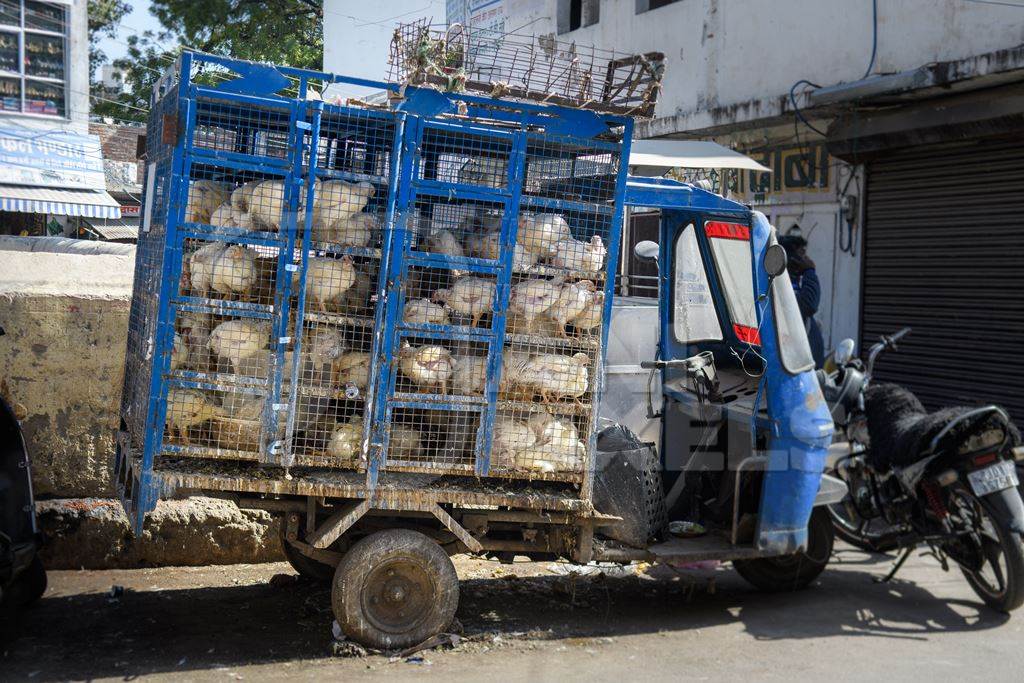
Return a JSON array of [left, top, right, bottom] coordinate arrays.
[[89, 0, 323, 122]]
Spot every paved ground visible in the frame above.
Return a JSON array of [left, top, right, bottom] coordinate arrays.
[[2, 545, 1022, 682]]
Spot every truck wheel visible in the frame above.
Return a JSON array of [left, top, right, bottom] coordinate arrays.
[[332, 529, 459, 650], [733, 508, 834, 592]]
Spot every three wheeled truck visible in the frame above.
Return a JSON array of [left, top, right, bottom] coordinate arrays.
[[115, 48, 840, 650]]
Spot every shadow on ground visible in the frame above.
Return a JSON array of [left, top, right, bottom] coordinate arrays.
[[1, 552, 1008, 680]]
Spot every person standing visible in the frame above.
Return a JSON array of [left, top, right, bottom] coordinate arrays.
[[779, 233, 825, 368]]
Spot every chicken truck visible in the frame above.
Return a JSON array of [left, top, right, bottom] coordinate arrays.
[[116, 47, 840, 649]]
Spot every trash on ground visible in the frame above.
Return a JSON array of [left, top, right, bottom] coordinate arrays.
[[669, 520, 707, 537]]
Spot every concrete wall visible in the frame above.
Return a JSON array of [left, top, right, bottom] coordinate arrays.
[[1, 246, 282, 568], [2, 249, 133, 498]]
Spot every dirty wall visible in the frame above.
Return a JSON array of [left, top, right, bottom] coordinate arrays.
[[1, 246, 282, 568]]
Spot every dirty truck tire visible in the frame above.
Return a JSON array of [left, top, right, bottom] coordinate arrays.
[[282, 539, 335, 582], [733, 508, 834, 592], [332, 529, 459, 650]]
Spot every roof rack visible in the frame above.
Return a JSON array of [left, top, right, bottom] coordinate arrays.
[[388, 20, 665, 118]]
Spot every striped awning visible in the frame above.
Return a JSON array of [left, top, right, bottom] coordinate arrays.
[[83, 215, 139, 242], [0, 185, 122, 219]]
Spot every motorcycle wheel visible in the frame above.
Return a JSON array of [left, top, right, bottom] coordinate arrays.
[[733, 508, 835, 592], [827, 502, 899, 553], [948, 486, 1024, 613]]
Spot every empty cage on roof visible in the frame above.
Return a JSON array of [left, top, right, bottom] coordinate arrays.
[[116, 50, 636, 529]]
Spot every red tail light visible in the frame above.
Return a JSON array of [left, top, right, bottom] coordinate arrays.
[[972, 452, 999, 467]]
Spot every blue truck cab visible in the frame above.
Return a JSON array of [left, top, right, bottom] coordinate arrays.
[[600, 175, 840, 587]]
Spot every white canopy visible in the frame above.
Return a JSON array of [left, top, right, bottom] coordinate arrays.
[[628, 139, 772, 176]]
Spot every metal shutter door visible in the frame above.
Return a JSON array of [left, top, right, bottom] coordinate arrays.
[[862, 137, 1024, 424]]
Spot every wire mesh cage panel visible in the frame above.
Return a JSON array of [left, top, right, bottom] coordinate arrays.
[[388, 21, 665, 117]]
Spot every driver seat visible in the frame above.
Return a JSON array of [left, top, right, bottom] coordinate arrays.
[[863, 383, 1019, 470]]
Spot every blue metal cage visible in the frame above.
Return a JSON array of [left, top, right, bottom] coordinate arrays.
[[115, 52, 634, 531]]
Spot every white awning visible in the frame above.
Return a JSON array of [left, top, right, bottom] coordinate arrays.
[[84, 216, 139, 242], [629, 139, 772, 176], [0, 185, 122, 219]]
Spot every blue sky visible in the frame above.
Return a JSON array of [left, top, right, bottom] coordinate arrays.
[[96, 0, 166, 64]]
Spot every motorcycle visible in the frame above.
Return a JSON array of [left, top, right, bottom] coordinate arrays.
[[820, 328, 1024, 612]]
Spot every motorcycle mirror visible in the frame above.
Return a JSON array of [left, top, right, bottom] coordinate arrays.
[[634, 240, 659, 262], [834, 338, 856, 365], [763, 243, 788, 278]]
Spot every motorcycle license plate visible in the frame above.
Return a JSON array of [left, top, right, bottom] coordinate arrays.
[[967, 460, 1019, 497]]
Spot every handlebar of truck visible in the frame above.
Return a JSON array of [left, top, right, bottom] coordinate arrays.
[[641, 359, 692, 370]]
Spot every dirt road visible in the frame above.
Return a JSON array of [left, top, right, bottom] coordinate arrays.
[[3, 546, 1022, 681]]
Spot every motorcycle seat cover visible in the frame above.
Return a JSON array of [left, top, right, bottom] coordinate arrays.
[[864, 383, 1020, 470]]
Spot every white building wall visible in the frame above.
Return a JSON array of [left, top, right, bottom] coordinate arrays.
[[0, 0, 89, 134], [492, 0, 1024, 127]]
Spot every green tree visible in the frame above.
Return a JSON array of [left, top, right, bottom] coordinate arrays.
[[89, 0, 323, 122]]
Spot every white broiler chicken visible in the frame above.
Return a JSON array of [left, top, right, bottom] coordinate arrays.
[[399, 343, 454, 395], [432, 276, 496, 328], [389, 425, 423, 459], [517, 213, 571, 255], [550, 234, 607, 273], [177, 310, 212, 371], [165, 388, 220, 445], [522, 352, 590, 404], [170, 332, 188, 372], [313, 180, 375, 227], [499, 349, 532, 399], [546, 279, 597, 337], [306, 255, 357, 313], [230, 180, 260, 213], [207, 319, 271, 374], [185, 180, 231, 224], [514, 411, 585, 473], [210, 244, 258, 299], [466, 231, 539, 272], [327, 417, 364, 465], [299, 327, 346, 385], [508, 277, 563, 332], [491, 417, 536, 470], [452, 355, 487, 396], [568, 289, 604, 334], [209, 201, 252, 231], [403, 298, 449, 325], [331, 351, 372, 392], [423, 228, 465, 261], [313, 211, 379, 248], [188, 241, 227, 295], [247, 179, 308, 231]]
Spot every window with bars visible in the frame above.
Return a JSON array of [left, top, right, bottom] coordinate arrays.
[[0, 0, 67, 117]]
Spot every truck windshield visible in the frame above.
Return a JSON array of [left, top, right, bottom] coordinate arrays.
[[705, 222, 759, 345], [771, 268, 816, 374]]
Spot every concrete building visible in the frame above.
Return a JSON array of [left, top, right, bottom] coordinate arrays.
[[447, 0, 1024, 422], [0, 0, 120, 237]]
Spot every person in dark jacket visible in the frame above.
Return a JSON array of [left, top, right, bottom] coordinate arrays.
[[779, 233, 825, 368]]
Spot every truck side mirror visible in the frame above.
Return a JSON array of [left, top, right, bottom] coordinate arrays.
[[634, 240, 659, 262], [763, 243, 787, 278]]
